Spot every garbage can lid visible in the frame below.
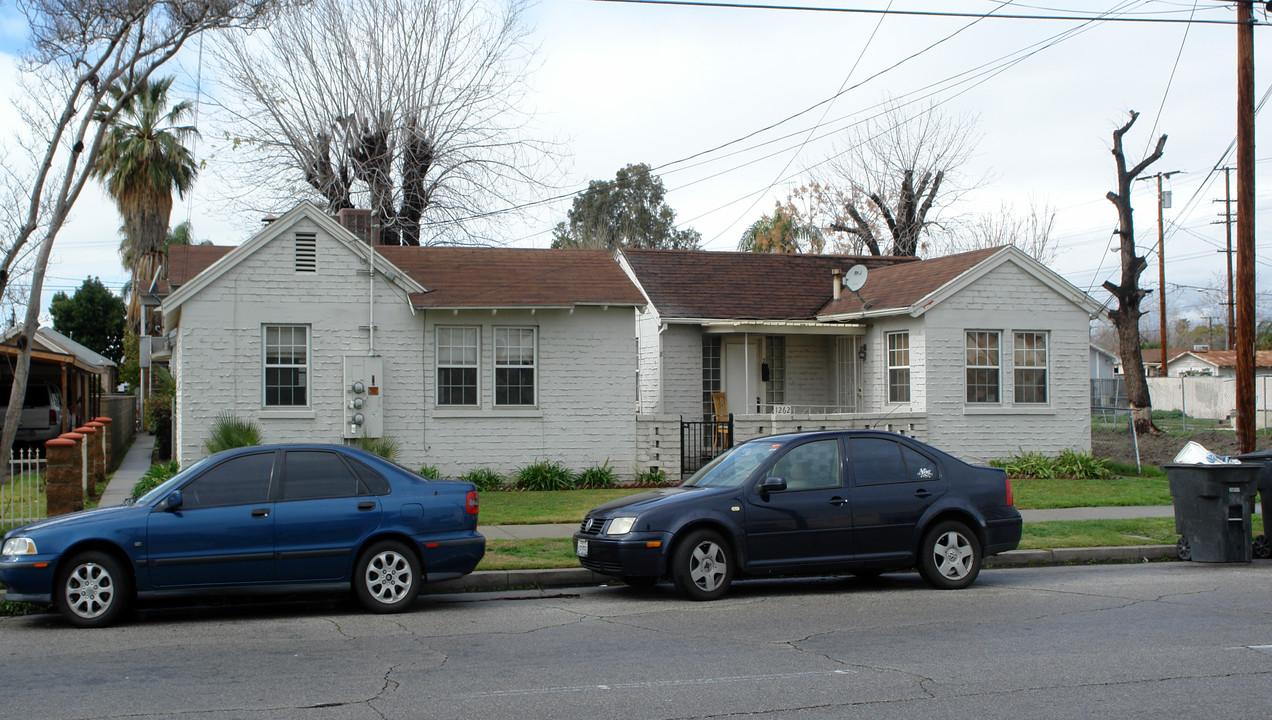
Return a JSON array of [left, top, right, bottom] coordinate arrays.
[[1236, 449, 1272, 462]]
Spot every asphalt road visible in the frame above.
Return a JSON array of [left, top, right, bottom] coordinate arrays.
[[3, 562, 1271, 719]]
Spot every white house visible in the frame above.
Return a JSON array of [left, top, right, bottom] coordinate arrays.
[[1165, 348, 1272, 378], [620, 245, 1104, 464], [158, 202, 646, 476]]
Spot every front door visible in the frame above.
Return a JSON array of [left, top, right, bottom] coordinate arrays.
[[724, 340, 760, 414], [146, 451, 278, 587], [744, 437, 852, 569]]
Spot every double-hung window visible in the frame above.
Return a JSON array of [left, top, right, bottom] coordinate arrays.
[[965, 331, 1000, 404], [264, 325, 309, 407], [495, 327, 536, 406], [887, 332, 911, 403], [1014, 331, 1049, 403], [437, 327, 479, 406]]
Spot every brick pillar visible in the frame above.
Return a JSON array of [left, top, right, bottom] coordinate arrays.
[[93, 416, 113, 472], [74, 426, 95, 495], [60, 431, 85, 496], [87, 420, 106, 491], [45, 437, 81, 517]]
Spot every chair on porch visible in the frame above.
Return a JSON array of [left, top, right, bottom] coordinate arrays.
[[711, 392, 730, 451]]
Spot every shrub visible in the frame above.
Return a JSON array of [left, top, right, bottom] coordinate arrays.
[[634, 467, 669, 486], [144, 394, 173, 459], [353, 436, 399, 460], [992, 449, 1114, 480], [418, 463, 441, 479], [132, 460, 180, 499], [460, 467, 506, 491], [514, 460, 575, 491], [204, 412, 262, 454], [576, 460, 616, 489]]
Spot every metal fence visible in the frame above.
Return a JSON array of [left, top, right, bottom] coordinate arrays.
[[2, 448, 46, 527], [680, 414, 733, 477]]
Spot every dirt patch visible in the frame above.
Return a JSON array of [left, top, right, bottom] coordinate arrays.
[[1092, 428, 1272, 468]]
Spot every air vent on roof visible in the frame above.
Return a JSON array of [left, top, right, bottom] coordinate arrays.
[[1193, 344, 1210, 353], [295, 232, 317, 273]]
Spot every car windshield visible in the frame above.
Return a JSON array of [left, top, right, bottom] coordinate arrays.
[[682, 440, 787, 488], [132, 457, 212, 506]]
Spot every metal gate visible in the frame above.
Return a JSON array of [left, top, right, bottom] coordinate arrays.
[[680, 414, 733, 477]]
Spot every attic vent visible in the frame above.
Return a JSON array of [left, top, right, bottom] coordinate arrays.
[[295, 233, 317, 273]]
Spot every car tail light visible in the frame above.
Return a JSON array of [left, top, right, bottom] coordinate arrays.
[[466, 490, 479, 515], [1005, 477, 1015, 507]]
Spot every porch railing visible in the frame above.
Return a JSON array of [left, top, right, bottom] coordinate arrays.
[[753, 403, 861, 416], [3, 448, 46, 526], [680, 414, 733, 477]]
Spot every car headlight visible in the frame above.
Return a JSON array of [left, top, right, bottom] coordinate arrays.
[[2, 537, 38, 556], [605, 517, 637, 536]]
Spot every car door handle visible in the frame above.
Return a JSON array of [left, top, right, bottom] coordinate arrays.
[[829, 496, 849, 506], [357, 502, 376, 511], [914, 489, 932, 499], [251, 508, 271, 518]]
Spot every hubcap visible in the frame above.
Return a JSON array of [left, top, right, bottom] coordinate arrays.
[[65, 562, 114, 619], [932, 531, 973, 580], [365, 550, 413, 604], [689, 541, 727, 591]]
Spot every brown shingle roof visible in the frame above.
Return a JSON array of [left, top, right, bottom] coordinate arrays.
[[162, 245, 234, 295], [1170, 349, 1272, 369], [377, 247, 644, 309], [621, 249, 916, 320], [818, 246, 1004, 316]]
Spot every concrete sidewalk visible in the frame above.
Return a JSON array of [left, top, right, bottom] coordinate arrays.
[[98, 432, 155, 506]]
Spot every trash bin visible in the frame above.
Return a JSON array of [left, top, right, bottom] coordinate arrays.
[[1235, 449, 1272, 559], [1164, 462, 1262, 562]]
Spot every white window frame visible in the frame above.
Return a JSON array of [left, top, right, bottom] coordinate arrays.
[[965, 330, 1001, 404], [494, 326, 537, 407], [764, 335, 786, 405], [262, 325, 310, 408], [887, 331, 911, 403], [1013, 331, 1049, 404], [436, 326, 480, 407]]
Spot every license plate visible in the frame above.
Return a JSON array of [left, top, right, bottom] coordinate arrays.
[[576, 539, 589, 557]]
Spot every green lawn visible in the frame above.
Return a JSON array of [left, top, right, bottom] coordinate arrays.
[[479, 488, 651, 525]]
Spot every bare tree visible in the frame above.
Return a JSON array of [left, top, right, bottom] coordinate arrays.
[[808, 98, 982, 257], [1103, 110, 1167, 435], [213, 0, 555, 246], [0, 0, 286, 467], [947, 202, 1059, 264]]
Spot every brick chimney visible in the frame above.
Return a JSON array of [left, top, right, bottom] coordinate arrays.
[[335, 208, 379, 245], [832, 268, 843, 300]]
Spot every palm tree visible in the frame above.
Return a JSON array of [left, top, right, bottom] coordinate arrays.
[[92, 75, 199, 334], [738, 204, 824, 253]]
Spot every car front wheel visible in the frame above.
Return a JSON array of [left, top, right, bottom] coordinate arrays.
[[918, 521, 982, 590], [354, 541, 421, 613], [55, 551, 131, 628], [671, 529, 733, 601]]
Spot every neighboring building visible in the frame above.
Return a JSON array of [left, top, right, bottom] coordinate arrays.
[[0, 326, 119, 435], [1165, 348, 1272, 378], [1090, 344, 1118, 380], [620, 245, 1104, 463], [158, 202, 645, 475], [1138, 347, 1188, 377]]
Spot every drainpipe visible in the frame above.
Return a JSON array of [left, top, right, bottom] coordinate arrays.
[[368, 233, 376, 356]]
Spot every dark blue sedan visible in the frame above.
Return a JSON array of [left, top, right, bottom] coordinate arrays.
[[1, 444, 484, 627], [575, 431, 1021, 600]]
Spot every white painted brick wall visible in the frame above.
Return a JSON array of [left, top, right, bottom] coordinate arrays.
[[921, 261, 1092, 463], [661, 324, 704, 417]]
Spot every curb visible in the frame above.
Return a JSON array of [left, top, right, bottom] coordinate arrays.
[[0, 545, 1190, 606]]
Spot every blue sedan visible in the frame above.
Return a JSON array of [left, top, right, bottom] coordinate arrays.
[[1, 444, 485, 627]]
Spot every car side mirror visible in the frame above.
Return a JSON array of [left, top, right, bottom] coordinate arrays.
[[757, 476, 787, 495], [164, 490, 183, 511]]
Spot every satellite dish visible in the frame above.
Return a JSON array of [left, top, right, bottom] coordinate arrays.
[[843, 265, 868, 292]]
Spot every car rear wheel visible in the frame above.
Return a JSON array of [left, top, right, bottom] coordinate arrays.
[[671, 529, 733, 601], [918, 521, 981, 590], [55, 551, 131, 628], [354, 541, 421, 613]]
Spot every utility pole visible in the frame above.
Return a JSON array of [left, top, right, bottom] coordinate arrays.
[[1140, 170, 1179, 369], [1212, 166, 1236, 350], [1235, 0, 1256, 454]]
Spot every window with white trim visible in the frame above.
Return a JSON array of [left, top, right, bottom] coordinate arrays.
[[764, 336, 786, 405], [494, 327, 536, 406], [1014, 331, 1049, 403], [887, 332, 911, 403], [264, 325, 309, 407], [437, 327, 478, 406], [965, 330, 1000, 403]]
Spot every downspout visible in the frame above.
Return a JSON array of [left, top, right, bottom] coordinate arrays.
[[745, 332, 750, 414], [368, 237, 376, 356]]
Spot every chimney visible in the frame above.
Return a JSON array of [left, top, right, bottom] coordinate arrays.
[[335, 208, 378, 245], [832, 268, 843, 300]]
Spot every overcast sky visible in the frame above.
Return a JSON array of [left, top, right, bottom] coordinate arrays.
[[2, 0, 1270, 331]]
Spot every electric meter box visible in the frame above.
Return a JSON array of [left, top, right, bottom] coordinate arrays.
[[344, 356, 384, 439]]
